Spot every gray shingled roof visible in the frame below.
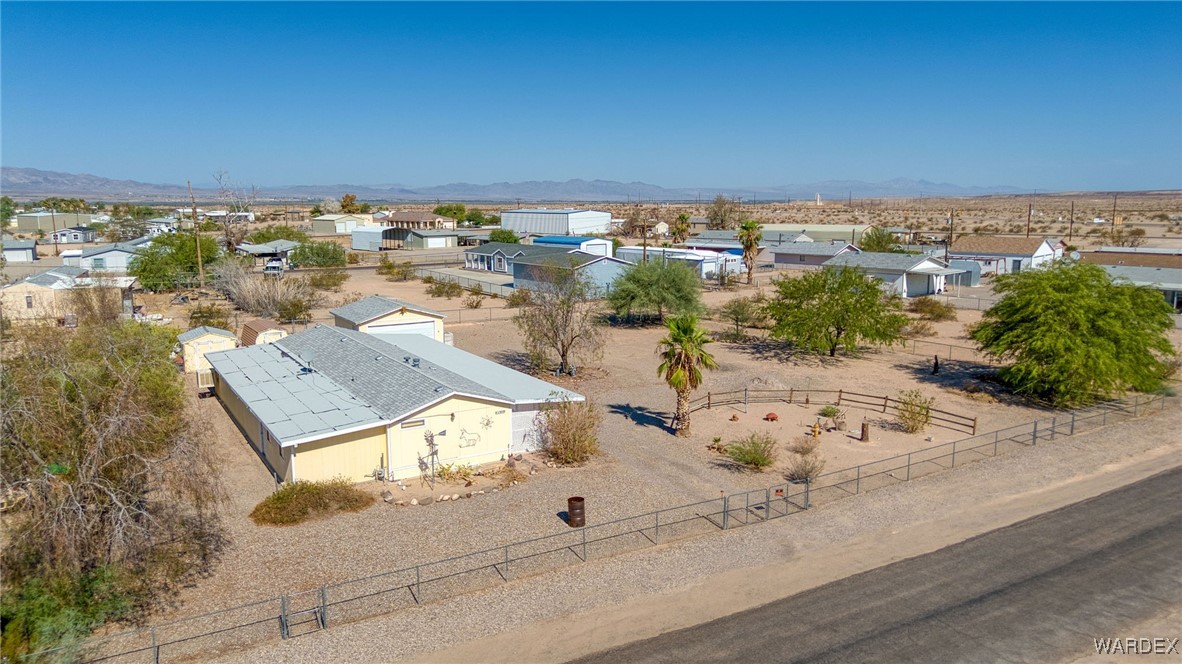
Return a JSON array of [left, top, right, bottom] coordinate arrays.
[[823, 252, 942, 272], [206, 342, 387, 445], [2, 236, 37, 250], [329, 295, 444, 326], [80, 241, 145, 258], [512, 252, 624, 269], [769, 242, 859, 257], [276, 326, 523, 421], [178, 326, 237, 342], [1102, 265, 1182, 290]]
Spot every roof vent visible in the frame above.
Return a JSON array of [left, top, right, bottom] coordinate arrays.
[[434, 386, 446, 393], [412, 358, 421, 368]]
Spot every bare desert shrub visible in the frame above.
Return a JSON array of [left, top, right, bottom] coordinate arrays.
[[896, 389, 935, 433], [483, 463, 527, 488], [250, 479, 373, 526], [211, 261, 323, 317], [505, 288, 533, 308], [725, 431, 778, 470], [784, 453, 826, 483], [902, 319, 937, 338], [464, 284, 485, 309], [188, 303, 232, 330], [306, 268, 350, 291], [434, 463, 475, 483], [377, 257, 415, 281], [536, 396, 602, 465], [907, 297, 957, 322], [787, 435, 821, 456], [426, 279, 464, 299]]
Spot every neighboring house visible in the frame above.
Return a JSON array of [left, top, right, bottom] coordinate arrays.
[[49, 226, 98, 244], [512, 252, 630, 295], [236, 240, 301, 263], [239, 318, 289, 346], [331, 295, 446, 343], [312, 214, 370, 235], [768, 241, 860, 269], [759, 223, 870, 244], [376, 211, 455, 230], [14, 212, 97, 233], [822, 252, 962, 298], [614, 246, 743, 278], [501, 208, 611, 236], [1, 234, 38, 263], [947, 236, 1061, 275], [178, 326, 238, 385], [204, 211, 255, 223], [762, 231, 813, 245], [1, 266, 136, 322], [883, 226, 921, 243], [205, 324, 583, 483], [530, 235, 613, 257], [350, 227, 458, 250], [687, 217, 710, 235], [145, 218, 180, 236], [1080, 247, 1182, 270], [456, 230, 492, 246], [463, 242, 574, 274], [174, 208, 205, 219], [1101, 265, 1182, 311], [650, 221, 670, 237], [79, 241, 145, 272], [683, 230, 766, 255]]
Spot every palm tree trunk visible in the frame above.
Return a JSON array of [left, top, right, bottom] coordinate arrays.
[[675, 389, 691, 436]]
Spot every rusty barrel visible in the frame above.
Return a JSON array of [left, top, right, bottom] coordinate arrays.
[[567, 496, 585, 527]]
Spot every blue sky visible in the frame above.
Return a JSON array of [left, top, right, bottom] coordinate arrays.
[[2, 2, 1179, 191]]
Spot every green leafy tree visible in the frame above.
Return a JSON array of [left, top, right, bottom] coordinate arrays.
[[706, 195, 741, 230], [289, 241, 346, 267], [489, 229, 520, 244], [858, 226, 901, 253], [970, 262, 1176, 407], [356, 202, 372, 214], [512, 263, 604, 375], [247, 225, 309, 244], [464, 208, 486, 225], [718, 296, 766, 337], [129, 234, 221, 291], [433, 203, 466, 221], [737, 219, 762, 284], [0, 196, 15, 228], [104, 217, 149, 242], [656, 315, 719, 436], [765, 267, 907, 357], [188, 303, 232, 330], [671, 213, 691, 243], [608, 259, 704, 322], [339, 194, 360, 214]]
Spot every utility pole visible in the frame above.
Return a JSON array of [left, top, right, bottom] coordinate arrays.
[[50, 206, 59, 256], [945, 209, 953, 263], [189, 181, 205, 287], [1068, 200, 1075, 242], [1026, 203, 1032, 238], [1111, 193, 1118, 225]]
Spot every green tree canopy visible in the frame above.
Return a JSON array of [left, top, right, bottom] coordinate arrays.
[[1, 196, 16, 227], [656, 315, 718, 436], [247, 225, 310, 244], [128, 233, 221, 291], [433, 203, 466, 220], [607, 259, 704, 322], [488, 229, 520, 244], [970, 261, 1176, 407], [858, 226, 901, 253], [289, 240, 346, 267], [706, 195, 741, 230], [464, 208, 486, 225], [765, 267, 907, 357]]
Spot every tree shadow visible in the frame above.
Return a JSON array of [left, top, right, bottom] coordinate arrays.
[[607, 403, 674, 433], [490, 349, 533, 373], [726, 338, 848, 368], [890, 358, 1038, 410]]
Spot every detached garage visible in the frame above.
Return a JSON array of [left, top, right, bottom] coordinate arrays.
[[822, 252, 964, 298], [330, 295, 446, 342]]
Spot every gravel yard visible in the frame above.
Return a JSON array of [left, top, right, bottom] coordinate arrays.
[[159, 286, 1106, 627]]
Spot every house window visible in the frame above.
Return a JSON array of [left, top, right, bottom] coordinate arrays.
[[401, 419, 425, 429], [494, 256, 506, 272], [25, 295, 33, 309], [799, 255, 806, 262], [92, 258, 106, 269]]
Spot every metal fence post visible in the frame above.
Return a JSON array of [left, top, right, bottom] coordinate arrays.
[[503, 545, 510, 579], [280, 595, 289, 639], [906, 453, 912, 481], [414, 566, 422, 604], [1051, 416, 1057, 441], [151, 627, 159, 664], [1132, 394, 1140, 417], [654, 511, 660, 544], [765, 488, 771, 519], [581, 526, 588, 561], [1070, 411, 1076, 435], [855, 465, 861, 494], [951, 440, 957, 467], [1032, 421, 1038, 446], [722, 496, 730, 529], [804, 480, 811, 509], [994, 429, 1000, 456], [319, 587, 328, 629]]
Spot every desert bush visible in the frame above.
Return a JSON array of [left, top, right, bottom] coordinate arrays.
[[896, 389, 935, 433], [377, 256, 415, 281], [784, 453, 826, 483], [211, 261, 323, 317], [306, 268, 350, 291], [346, 251, 361, 265], [817, 405, 841, 419], [787, 435, 821, 456], [426, 279, 464, 299], [505, 288, 533, 308], [335, 291, 365, 307], [483, 463, 527, 488], [250, 479, 374, 526], [276, 297, 314, 323], [464, 284, 485, 309], [907, 297, 957, 322], [725, 431, 778, 471], [435, 463, 475, 483], [902, 320, 937, 338], [536, 396, 602, 465], [188, 303, 231, 330], [289, 241, 346, 268]]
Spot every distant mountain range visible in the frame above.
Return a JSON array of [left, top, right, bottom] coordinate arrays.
[[1, 167, 1030, 202]]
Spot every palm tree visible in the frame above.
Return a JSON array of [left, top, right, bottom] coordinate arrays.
[[672, 213, 691, 244], [656, 315, 719, 437], [738, 219, 763, 284]]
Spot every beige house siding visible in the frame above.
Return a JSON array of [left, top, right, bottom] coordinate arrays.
[[291, 426, 387, 483], [182, 334, 237, 374], [335, 309, 445, 342], [255, 329, 288, 345], [388, 395, 512, 478], [1, 283, 60, 321]]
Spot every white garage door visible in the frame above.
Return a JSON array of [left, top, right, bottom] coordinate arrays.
[[367, 321, 436, 341], [905, 273, 931, 297], [426, 237, 448, 249]]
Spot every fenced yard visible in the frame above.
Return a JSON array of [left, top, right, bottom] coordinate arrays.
[[24, 394, 1171, 664]]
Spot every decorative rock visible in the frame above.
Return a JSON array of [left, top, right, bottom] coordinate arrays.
[[764, 412, 779, 422], [381, 490, 394, 502], [394, 500, 407, 507], [400, 485, 407, 491], [420, 496, 434, 505], [491, 488, 499, 492], [451, 493, 460, 501], [438, 494, 449, 502], [464, 492, 472, 499], [410, 498, 419, 506], [476, 490, 485, 495], [729, 414, 740, 422], [514, 453, 524, 461], [529, 469, 537, 476]]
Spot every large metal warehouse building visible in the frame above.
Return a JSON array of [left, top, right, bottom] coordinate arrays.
[[501, 208, 611, 236]]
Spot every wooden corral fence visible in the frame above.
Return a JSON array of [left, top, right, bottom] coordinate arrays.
[[687, 388, 978, 434]]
